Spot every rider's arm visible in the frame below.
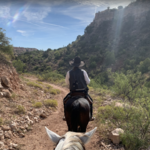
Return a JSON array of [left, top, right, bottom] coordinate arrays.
[[65, 71, 70, 88], [82, 70, 90, 85]]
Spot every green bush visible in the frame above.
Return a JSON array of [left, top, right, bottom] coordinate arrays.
[[110, 70, 146, 101], [13, 59, 25, 73], [0, 28, 14, 57], [33, 102, 43, 108], [15, 105, 26, 114], [97, 100, 150, 150], [39, 71, 64, 83], [139, 58, 150, 74], [27, 81, 43, 89], [44, 99, 57, 108]]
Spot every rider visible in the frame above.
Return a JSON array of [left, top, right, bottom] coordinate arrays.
[[63, 56, 95, 121]]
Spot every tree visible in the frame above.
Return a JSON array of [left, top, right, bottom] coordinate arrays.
[[0, 28, 13, 57]]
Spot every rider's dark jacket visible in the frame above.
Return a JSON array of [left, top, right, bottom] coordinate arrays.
[[65, 67, 90, 92]]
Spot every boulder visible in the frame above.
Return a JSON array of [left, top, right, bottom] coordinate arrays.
[[2, 126, 11, 131], [1, 76, 10, 88], [109, 128, 124, 144], [2, 91, 11, 98], [4, 130, 13, 139]]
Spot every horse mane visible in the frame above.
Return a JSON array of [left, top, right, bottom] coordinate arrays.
[[62, 132, 86, 150]]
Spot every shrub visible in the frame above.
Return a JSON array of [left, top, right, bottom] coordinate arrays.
[[11, 92, 17, 99], [97, 100, 150, 150], [50, 88, 60, 95], [33, 102, 43, 108], [44, 99, 57, 108], [27, 81, 43, 89], [12, 59, 25, 73], [110, 70, 146, 101], [138, 58, 150, 74], [39, 71, 64, 83], [15, 105, 26, 114]]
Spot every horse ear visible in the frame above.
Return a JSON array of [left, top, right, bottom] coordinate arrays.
[[45, 127, 61, 144], [79, 127, 97, 144]]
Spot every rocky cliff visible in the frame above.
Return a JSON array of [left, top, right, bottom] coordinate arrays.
[[13, 47, 38, 55], [15, 0, 150, 77], [0, 54, 20, 98]]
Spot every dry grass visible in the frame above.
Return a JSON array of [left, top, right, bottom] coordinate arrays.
[[44, 99, 57, 108], [15, 105, 26, 114], [27, 81, 43, 90], [33, 102, 43, 108]]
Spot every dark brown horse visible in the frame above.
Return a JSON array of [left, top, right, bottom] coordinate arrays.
[[64, 97, 91, 132]]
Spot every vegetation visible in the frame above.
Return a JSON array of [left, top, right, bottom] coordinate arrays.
[[10, 2, 150, 149], [44, 99, 57, 108], [33, 102, 43, 108], [26, 81, 43, 90], [0, 28, 14, 57], [15, 105, 26, 114]]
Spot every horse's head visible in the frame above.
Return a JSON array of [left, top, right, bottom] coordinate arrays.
[[45, 127, 97, 150]]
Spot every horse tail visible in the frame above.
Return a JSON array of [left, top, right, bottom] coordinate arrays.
[[71, 100, 80, 132]]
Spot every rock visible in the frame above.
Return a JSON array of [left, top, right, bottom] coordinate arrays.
[[4, 130, 13, 139], [0, 130, 4, 140], [20, 84, 25, 91], [28, 112, 33, 116], [2, 91, 11, 98], [20, 126, 25, 130], [10, 121, 18, 131], [1, 76, 10, 88], [19, 133, 25, 138], [2, 126, 11, 131], [40, 113, 47, 119], [25, 116, 33, 125], [0, 141, 4, 149], [0, 83, 3, 90], [0, 92, 3, 97], [34, 117, 39, 122], [8, 88, 13, 93], [9, 143, 18, 148], [109, 128, 124, 144]]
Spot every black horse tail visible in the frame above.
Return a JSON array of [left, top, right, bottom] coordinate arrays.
[[71, 100, 80, 132]]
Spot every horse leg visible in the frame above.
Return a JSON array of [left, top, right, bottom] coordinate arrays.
[[65, 111, 72, 131]]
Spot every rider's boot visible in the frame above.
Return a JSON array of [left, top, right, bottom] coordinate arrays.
[[63, 116, 66, 121], [90, 104, 95, 121]]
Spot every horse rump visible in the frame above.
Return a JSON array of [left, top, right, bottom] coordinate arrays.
[[65, 97, 90, 132]]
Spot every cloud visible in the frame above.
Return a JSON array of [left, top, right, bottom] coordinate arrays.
[[23, 3, 51, 22], [17, 30, 34, 36], [0, 5, 11, 18]]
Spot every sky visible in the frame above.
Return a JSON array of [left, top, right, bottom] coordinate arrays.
[[0, 0, 135, 50]]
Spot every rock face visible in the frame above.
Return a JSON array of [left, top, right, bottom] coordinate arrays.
[[13, 47, 38, 55], [109, 128, 124, 144], [0, 63, 20, 90]]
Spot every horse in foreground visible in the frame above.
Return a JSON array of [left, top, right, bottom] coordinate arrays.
[[45, 126, 97, 150], [64, 97, 91, 132]]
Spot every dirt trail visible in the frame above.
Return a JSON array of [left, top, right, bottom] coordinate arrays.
[[14, 77, 100, 150]]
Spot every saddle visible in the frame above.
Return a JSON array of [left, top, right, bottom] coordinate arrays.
[[63, 91, 93, 105]]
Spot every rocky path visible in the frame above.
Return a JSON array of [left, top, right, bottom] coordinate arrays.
[[13, 77, 100, 150]]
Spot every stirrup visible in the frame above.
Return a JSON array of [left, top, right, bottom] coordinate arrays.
[[63, 116, 66, 121], [90, 117, 95, 121]]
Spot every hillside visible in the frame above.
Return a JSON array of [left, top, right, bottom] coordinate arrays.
[[15, 0, 150, 79], [13, 47, 38, 55]]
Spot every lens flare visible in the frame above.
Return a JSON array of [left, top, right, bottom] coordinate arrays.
[[7, 5, 28, 26]]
